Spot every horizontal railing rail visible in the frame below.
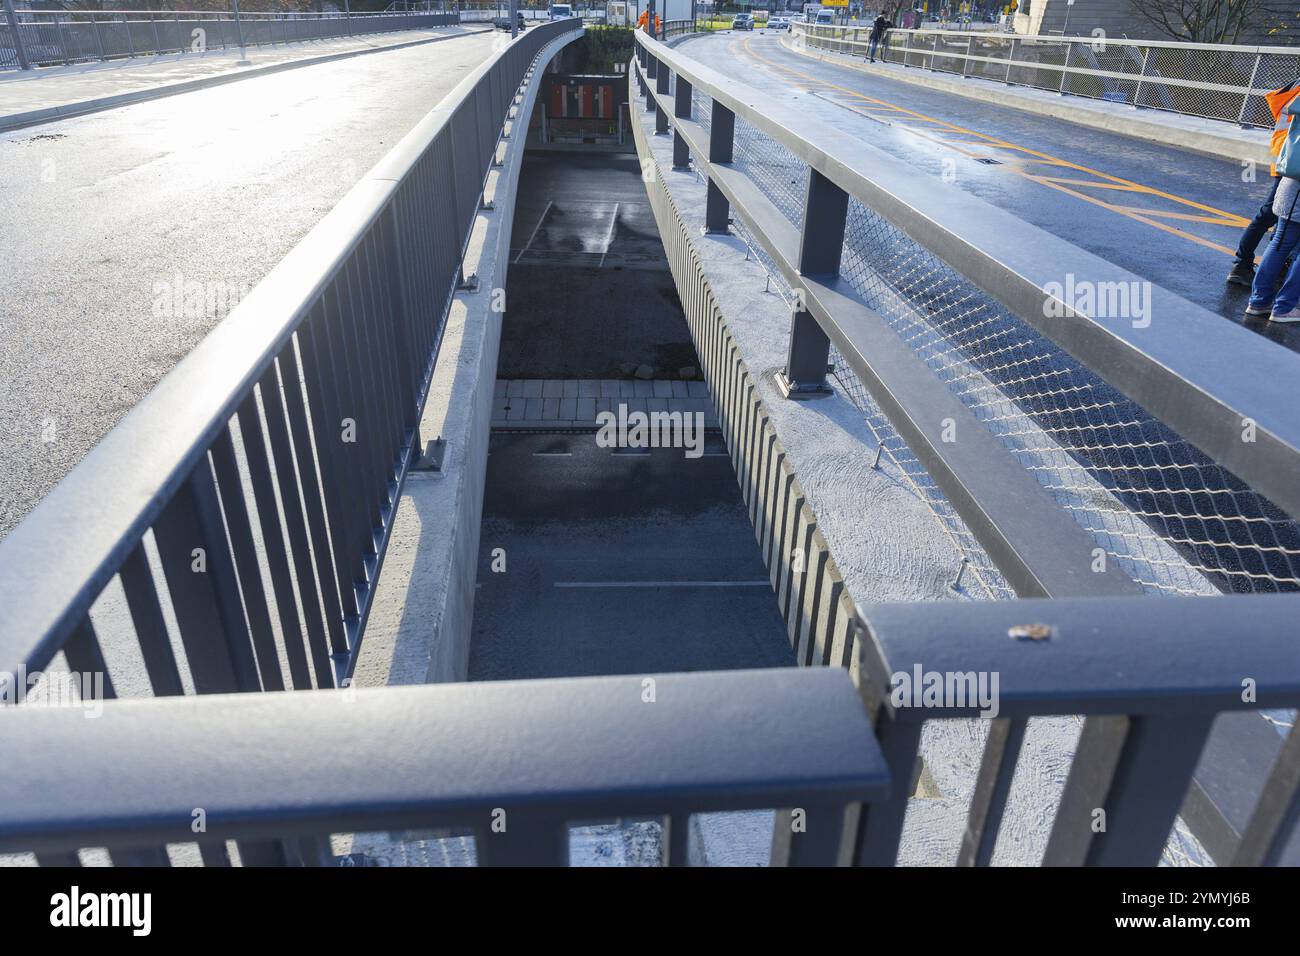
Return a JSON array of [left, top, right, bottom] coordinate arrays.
[[0, 20, 581, 700], [0, 669, 888, 867], [853, 594, 1300, 866], [632, 29, 1300, 593], [0, 8, 463, 71], [793, 21, 1300, 128], [632, 30, 1300, 866]]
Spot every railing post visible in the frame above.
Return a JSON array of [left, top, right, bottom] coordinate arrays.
[[54, 16, 70, 66], [1005, 37, 1017, 84], [1133, 45, 1152, 108], [705, 98, 733, 234], [673, 74, 692, 169], [655, 57, 670, 135], [2, 0, 30, 70], [645, 48, 657, 114], [1059, 40, 1073, 95], [1237, 52, 1263, 127], [961, 34, 974, 77], [779, 168, 845, 399], [92, 13, 105, 60]]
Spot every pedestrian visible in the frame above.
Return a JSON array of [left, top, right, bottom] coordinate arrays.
[[1228, 79, 1300, 286], [1246, 173, 1300, 322], [868, 10, 892, 63]]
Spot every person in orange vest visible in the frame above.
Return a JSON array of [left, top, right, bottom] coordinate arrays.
[[1229, 80, 1300, 287]]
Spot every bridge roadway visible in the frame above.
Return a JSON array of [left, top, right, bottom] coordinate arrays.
[[678, 32, 1293, 349], [0, 27, 500, 539]]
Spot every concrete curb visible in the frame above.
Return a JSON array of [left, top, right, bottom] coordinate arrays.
[[781, 35, 1272, 166], [0, 26, 491, 134]]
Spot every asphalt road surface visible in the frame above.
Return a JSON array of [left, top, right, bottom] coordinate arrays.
[[0, 28, 498, 539], [469, 433, 795, 680], [677, 31, 1299, 351]]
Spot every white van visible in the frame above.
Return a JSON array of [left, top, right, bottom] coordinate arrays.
[[550, 3, 573, 19]]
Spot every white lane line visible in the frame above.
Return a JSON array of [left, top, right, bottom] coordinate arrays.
[[598, 200, 620, 268], [532, 451, 573, 457], [512, 198, 553, 264], [554, 581, 771, 589]]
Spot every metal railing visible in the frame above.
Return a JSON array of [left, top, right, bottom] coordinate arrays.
[[0, 18, 580, 703], [632, 28, 1300, 864], [792, 21, 1300, 128], [1, 668, 888, 866], [0, 8, 460, 71]]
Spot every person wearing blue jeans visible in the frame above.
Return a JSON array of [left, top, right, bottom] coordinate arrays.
[[1227, 175, 1280, 286], [1247, 175, 1300, 322]]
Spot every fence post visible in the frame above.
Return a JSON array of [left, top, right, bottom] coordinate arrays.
[[705, 98, 733, 234], [230, 0, 245, 58], [2, 0, 29, 70], [54, 16, 70, 65], [92, 13, 105, 60], [1132, 45, 1152, 108], [1004, 37, 1017, 84], [961, 34, 973, 77], [779, 168, 846, 399], [655, 55, 670, 135], [673, 74, 692, 169], [1237, 52, 1263, 127], [1059, 40, 1073, 94]]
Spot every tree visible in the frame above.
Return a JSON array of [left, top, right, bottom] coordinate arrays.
[[1127, 0, 1295, 44]]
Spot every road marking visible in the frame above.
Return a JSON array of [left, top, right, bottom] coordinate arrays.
[[553, 580, 772, 588], [512, 198, 553, 264], [598, 200, 620, 268], [738, 36, 1248, 256], [532, 451, 573, 457]]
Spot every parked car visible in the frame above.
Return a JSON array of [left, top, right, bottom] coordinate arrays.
[[815, 9, 834, 23], [732, 13, 754, 30], [493, 12, 527, 30]]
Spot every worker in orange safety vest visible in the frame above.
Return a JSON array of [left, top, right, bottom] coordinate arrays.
[[1228, 80, 1300, 286]]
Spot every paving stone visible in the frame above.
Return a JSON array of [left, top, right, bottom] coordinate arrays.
[[652, 380, 673, 398], [577, 397, 597, 420], [507, 400, 527, 421], [687, 381, 709, 398], [671, 380, 688, 398], [619, 380, 638, 397], [522, 380, 543, 398], [579, 380, 600, 398], [600, 380, 620, 397], [506, 380, 524, 397], [558, 397, 577, 419], [633, 380, 654, 397], [542, 397, 560, 419], [647, 398, 669, 413], [543, 380, 564, 398], [495, 380, 508, 398], [562, 380, 579, 398]]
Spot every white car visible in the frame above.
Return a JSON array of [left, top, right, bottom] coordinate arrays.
[[767, 15, 791, 29]]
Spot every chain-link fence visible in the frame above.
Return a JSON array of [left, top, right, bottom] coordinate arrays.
[[681, 69, 1300, 598], [795, 22, 1300, 129]]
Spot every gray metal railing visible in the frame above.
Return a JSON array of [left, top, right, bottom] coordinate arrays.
[[0, 668, 888, 866], [0, 7, 461, 72], [0, 19, 581, 701], [793, 21, 1300, 128], [632, 28, 1300, 865]]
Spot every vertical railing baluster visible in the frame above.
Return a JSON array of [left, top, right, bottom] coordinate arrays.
[[852, 714, 922, 866], [119, 540, 184, 697], [1233, 723, 1300, 866], [655, 56, 670, 135], [957, 716, 1027, 866], [771, 803, 854, 866]]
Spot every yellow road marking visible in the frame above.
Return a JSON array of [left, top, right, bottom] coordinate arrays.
[[738, 36, 1251, 253]]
